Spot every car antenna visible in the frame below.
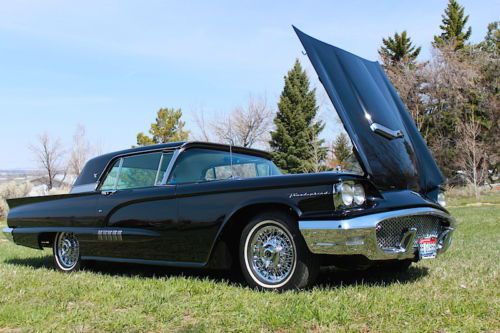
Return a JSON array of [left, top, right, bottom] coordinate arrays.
[[229, 117, 234, 179]]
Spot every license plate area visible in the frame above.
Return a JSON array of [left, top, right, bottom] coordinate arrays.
[[418, 237, 437, 259]]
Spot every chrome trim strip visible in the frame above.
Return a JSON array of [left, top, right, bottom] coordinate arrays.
[[154, 153, 165, 185], [299, 207, 455, 260], [160, 148, 183, 185], [97, 229, 123, 241], [2, 227, 14, 242], [370, 123, 404, 140]]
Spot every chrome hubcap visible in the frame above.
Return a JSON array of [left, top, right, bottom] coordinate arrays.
[[248, 223, 295, 285], [56, 233, 79, 269]]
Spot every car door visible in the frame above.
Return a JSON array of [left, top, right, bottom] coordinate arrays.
[[88, 151, 178, 261]]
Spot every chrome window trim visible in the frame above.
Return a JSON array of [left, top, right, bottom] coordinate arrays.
[[113, 158, 124, 190], [160, 148, 183, 185], [154, 153, 165, 186]]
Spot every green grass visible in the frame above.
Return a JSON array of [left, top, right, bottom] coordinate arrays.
[[447, 191, 500, 207], [1, 195, 499, 332]]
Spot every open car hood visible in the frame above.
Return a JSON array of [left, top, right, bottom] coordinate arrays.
[[294, 27, 443, 193]]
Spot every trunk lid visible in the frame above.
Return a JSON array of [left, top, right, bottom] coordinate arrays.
[[294, 27, 443, 193]]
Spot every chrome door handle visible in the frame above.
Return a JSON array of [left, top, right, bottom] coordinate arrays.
[[101, 190, 116, 196], [370, 123, 404, 140]]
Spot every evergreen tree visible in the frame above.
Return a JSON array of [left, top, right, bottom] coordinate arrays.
[[379, 31, 421, 67], [433, 0, 472, 50], [479, 21, 499, 52], [269, 60, 325, 173], [332, 133, 352, 169], [136, 108, 189, 146]]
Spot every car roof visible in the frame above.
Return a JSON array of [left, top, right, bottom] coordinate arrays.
[[73, 141, 271, 186]]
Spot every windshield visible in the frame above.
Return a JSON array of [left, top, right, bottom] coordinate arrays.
[[169, 148, 281, 184]]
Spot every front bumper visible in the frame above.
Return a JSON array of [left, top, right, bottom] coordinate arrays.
[[299, 207, 455, 261], [2, 227, 14, 242]]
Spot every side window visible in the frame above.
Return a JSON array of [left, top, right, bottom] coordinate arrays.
[[117, 153, 162, 190], [99, 152, 174, 191], [169, 148, 281, 184], [100, 159, 121, 191]]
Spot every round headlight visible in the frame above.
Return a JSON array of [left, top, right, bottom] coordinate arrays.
[[341, 183, 354, 206], [437, 192, 446, 207], [353, 184, 366, 205]]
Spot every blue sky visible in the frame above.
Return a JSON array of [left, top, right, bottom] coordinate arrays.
[[0, 0, 498, 169]]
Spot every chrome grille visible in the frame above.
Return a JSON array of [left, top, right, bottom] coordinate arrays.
[[376, 215, 443, 249]]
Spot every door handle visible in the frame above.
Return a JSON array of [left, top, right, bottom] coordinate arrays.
[[101, 190, 116, 196], [370, 123, 404, 140]]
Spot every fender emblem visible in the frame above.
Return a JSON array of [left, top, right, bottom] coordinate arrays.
[[289, 191, 330, 199]]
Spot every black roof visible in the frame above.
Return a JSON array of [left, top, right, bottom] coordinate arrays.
[[73, 141, 271, 186]]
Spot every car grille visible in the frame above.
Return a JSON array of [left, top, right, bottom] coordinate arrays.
[[376, 215, 444, 249]]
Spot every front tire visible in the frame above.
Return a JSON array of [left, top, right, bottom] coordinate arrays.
[[239, 211, 319, 291], [53, 232, 81, 272]]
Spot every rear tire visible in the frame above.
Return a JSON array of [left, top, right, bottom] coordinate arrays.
[[53, 232, 81, 272], [239, 211, 319, 291]]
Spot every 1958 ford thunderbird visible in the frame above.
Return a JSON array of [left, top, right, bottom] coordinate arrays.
[[3, 28, 455, 290]]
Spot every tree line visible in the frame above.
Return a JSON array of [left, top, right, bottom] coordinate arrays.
[[16, 0, 497, 205], [137, 0, 498, 196]]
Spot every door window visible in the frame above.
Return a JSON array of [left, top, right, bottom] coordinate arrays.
[[100, 152, 174, 190], [100, 159, 121, 191]]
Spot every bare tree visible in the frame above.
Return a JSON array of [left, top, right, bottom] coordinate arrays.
[[68, 124, 92, 176], [212, 95, 273, 148], [29, 133, 65, 190], [457, 109, 488, 200], [384, 61, 427, 131], [192, 108, 213, 142]]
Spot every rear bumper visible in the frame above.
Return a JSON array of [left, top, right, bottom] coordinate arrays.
[[299, 207, 455, 261], [2, 227, 14, 242]]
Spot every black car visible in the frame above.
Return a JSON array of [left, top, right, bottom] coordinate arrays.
[[3, 28, 455, 290]]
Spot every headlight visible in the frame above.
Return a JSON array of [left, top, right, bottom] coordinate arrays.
[[353, 184, 366, 205], [340, 183, 354, 206], [438, 192, 446, 207]]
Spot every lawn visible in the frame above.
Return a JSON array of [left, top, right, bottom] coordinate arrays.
[[0, 195, 498, 332]]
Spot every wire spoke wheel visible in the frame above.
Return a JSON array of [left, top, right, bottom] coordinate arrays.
[[54, 232, 80, 271], [245, 221, 296, 287]]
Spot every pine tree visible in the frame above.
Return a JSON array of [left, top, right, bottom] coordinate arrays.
[[269, 60, 325, 173], [136, 108, 189, 146], [332, 133, 352, 169], [379, 31, 421, 67], [433, 0, 472, 50]]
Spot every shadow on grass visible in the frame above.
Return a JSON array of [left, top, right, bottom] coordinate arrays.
[[315, 265, 429, 289], [5, 255, 428, 290]]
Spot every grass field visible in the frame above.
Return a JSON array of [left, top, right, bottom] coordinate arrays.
[[0, 195, 499, 332]]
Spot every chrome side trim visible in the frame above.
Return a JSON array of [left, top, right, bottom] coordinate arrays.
[[2, 227, 14, 242], [97, 230, 123, 241], [299, 207, 455, 260]]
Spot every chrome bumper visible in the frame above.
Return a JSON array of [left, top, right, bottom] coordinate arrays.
[[2, 227, 14, 242], [299, 207, 455, 261]]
